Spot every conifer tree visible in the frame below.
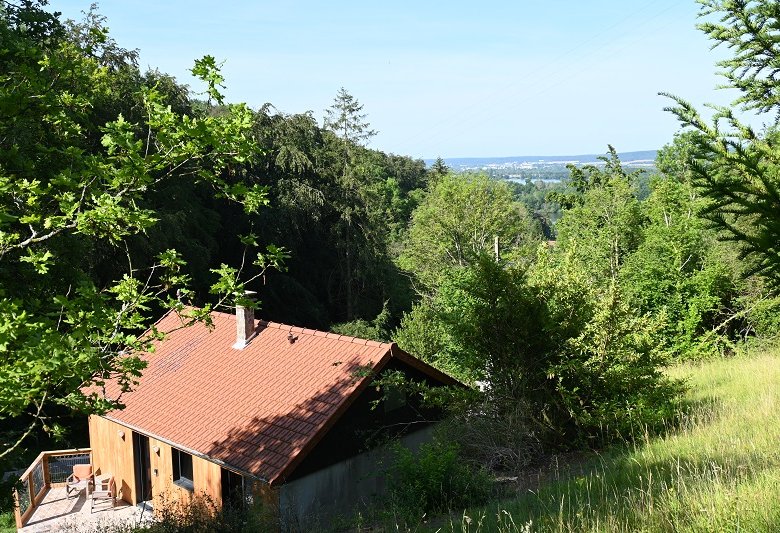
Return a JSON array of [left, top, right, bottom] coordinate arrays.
[[324, 87, 376, 179], [430, 157, 449, 178], [323, 88, 376, 319], [665, 0, 780, 290]]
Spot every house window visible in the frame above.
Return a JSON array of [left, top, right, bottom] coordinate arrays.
[[221, 468, 253, 509], [172, 448, 194, 491]]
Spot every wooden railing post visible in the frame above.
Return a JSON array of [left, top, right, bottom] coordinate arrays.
[[13, 485, 22, 529], [14, 469, 37, 528], [43, 451, 51, 485], [27, 471, 35, 516]]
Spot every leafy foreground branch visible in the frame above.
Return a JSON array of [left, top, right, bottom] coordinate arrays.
[[0, 2, 285, 462]]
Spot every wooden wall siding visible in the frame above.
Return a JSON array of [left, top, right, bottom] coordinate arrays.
[[148, 437, 173, 506], [89, 416, 277, 516], [194, 455, 222, 501], [147, 437, 224, 510], [88, 416, 136, 504]]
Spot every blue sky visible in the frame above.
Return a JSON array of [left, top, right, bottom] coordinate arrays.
[[50, 0, 745, 158]]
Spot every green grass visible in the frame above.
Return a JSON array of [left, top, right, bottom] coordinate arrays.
[[428, 348, 780, 532], [0, 511, 15, 533]]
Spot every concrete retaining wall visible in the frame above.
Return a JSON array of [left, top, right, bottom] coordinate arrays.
[[279, 426, 433, 528]]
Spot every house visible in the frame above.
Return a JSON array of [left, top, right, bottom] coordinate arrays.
[[87, 302, 458, 526]]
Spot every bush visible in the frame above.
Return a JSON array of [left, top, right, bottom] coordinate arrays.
[[0, 511, 15, 533], [386, 439, 492, 524], [395, 252, 685, 449], [548, 283, 685, 444], [441, 401, 542, 474], [744, 295, 780, 338], [58, 493, 274, 533]]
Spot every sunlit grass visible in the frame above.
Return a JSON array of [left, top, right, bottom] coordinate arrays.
[[427, 348, 780, 532], [0, 510, 15, 533]]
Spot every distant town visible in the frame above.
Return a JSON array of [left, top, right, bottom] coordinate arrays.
[[426, 150, 657, 182]]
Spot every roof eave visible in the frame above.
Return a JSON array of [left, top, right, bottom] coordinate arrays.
[[388, 343, 465, 387], [99, 414, 270, 484], [268, 343, 462, 485], [268, 346, 394, 486]]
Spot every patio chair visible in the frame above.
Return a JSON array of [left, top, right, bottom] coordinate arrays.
[[65, 463, 93, 500], [90, 474, 116, 512]]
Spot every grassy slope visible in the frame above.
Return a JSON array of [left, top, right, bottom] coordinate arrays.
[[436, 350, 780, 532]]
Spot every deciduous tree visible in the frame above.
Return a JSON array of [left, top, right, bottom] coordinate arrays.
[[553, 148, 645, 285], [398, 173, 539, 293], [0, 2, 283, 459]]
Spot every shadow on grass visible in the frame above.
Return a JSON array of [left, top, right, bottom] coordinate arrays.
[[671, 393, 724, 431], [416, 391, 780, 532], [490, 447, 775, 531], [444, 416, 779, 533]]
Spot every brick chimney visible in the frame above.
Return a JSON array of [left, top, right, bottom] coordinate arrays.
[[233, 291, 257, 349]]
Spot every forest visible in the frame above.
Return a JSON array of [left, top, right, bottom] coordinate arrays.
[[2, 0, 780, 531]]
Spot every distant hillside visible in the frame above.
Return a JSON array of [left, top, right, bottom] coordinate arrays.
[[424, 150, 657, 170]]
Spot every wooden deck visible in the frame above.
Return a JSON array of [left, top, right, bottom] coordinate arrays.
[[18, 486, 152, 532]]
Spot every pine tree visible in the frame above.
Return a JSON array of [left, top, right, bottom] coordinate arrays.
[[430, 156, 449, 178], [665, 0, 780, 290], [324, 87, 376, 178], [323, 88, 376, 319]]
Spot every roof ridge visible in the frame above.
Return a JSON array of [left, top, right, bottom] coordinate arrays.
[[257, 319, 392, 348], [161, 307, 392, 348]]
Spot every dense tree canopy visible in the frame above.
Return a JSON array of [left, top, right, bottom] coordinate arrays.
[[398, 173, 540, 293], [0, 1, 281, 457], [554, 149, 645, 283], [0, 3, 427, 462]]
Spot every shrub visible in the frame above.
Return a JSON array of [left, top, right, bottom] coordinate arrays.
[[548, 283, 685, 444], [58, 493, 274, 533], [386, 439, 492, 524], [744, 295, 780, 339], [441, 401, 542, 474], [396, 252, 685, 449]]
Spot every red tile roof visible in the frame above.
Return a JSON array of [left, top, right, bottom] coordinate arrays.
[[99, 309, 453, 484]]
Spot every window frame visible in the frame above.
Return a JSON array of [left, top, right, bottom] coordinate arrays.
[[172, 448, 194, 491]]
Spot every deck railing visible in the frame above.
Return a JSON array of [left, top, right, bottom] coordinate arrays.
[[13, 448, 92, 529]]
